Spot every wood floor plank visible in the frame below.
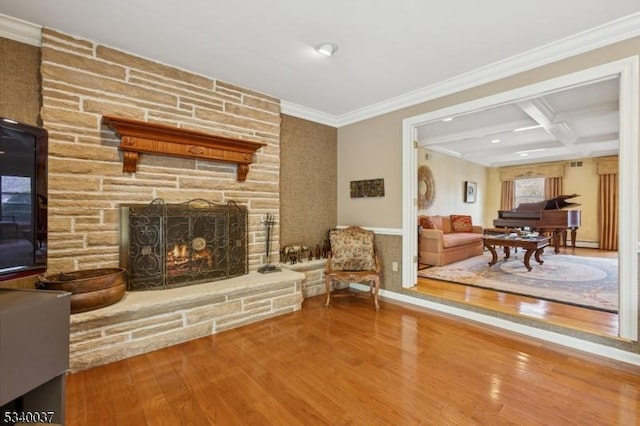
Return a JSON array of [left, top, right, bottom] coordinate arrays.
[[65, 295, 640, 425], [64, 371, 85, 425]]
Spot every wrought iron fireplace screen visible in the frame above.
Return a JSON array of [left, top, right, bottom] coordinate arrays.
[[120, 199, 248, 291]]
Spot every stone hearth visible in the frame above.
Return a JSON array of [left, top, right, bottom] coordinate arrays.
[[68, 269, 303, 372]]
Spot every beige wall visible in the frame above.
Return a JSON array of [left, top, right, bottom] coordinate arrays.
[[337, 117, 402, 228], [280, 114, 337, 249], [418, 149, 487, 226], [485, 167, 502, 230], [563, 159, 600, 243]]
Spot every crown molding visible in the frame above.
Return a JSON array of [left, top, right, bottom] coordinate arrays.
[[284, 12, 640, 127], [0, 13, 42, 46], [280, 101, 339, 127]]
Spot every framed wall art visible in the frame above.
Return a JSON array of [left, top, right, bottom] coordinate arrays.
[[350, 178, 385, 198], [465, 181, 477, 203]]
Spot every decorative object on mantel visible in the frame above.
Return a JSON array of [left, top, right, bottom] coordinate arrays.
[[465, 181, 477, 203], [258, 213, 281, 274], [281, 245, 310, 265], [102, 115, 266, 181], [350, 178, 385, 198], [322, 237, 331, 258], [36, 268, 127, 314], [418, 165, 436, 209]]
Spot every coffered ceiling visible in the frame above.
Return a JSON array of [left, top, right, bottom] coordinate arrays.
[[417, 77, 620, 167], [1, 1, 640, 128]]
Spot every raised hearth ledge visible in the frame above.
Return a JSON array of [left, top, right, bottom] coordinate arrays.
[[279, 258, 347, 298], [68, 270, 304, 372]]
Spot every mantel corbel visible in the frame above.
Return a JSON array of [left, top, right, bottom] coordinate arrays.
[[102, 115, 266, 181]]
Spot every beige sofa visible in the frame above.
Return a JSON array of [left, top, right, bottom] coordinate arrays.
[[418, 214, 483, 266]]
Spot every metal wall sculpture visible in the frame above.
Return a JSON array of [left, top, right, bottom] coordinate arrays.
[[350, 178, 385, 198]]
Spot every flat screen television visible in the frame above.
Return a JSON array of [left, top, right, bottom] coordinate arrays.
[[0, 117, 48, 281]]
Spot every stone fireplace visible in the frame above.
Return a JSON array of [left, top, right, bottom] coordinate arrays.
[[120, 199, 248, 290], [36, 29, 308, 373]]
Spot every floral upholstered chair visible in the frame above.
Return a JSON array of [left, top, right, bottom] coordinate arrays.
[[324, 226, 381, 310]]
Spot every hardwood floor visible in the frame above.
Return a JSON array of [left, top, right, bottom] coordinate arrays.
[[65, 294, 640, 425], [414, 247, 620, 337]]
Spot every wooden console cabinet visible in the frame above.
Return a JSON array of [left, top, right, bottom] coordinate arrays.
[[0, 289, 70, 425]]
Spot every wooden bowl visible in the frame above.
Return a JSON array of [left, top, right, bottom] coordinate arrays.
[[36, 268, 127, 314]]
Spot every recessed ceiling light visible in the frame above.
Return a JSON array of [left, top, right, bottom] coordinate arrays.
[[314, 42, 338, 56], [490, 139, 500, 144], [514, 124, 543, 132], [516, 148, 546, 155]]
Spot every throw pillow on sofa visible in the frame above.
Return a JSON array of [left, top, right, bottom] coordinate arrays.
[[419, 216, 437, 230], [430, 215, 443, 230], [450, 215, 473, 232]]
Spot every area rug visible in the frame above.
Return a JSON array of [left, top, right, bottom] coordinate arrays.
[[418, 253, 618, 312]]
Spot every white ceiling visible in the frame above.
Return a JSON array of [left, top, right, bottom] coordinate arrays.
[[417, 77, 620, 167], [1, 0, 640, 128]]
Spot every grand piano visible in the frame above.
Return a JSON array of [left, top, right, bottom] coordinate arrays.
[[493, 194, 581, 253]]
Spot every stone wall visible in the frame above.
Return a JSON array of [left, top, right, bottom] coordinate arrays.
[[40, 28, 281, 274], [281, 259, 328, 298]]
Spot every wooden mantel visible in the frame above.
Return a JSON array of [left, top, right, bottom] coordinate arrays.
[[102, 115, 266, 181]]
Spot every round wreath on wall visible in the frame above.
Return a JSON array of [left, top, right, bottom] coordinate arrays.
[[418, 165, 436, 210]]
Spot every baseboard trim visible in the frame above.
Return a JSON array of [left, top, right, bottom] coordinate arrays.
[[576, 241, 600, 249], [336, 225, 402, 236]]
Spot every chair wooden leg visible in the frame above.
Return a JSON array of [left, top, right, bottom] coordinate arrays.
[[324, 276, 332, 308], [372, 277, 380, 311]]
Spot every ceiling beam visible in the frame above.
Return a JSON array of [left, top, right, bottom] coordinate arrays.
[[553, 101, 618, 123], [516, 99, 591, 157], [460, 141, 561, 160], [416, 118, 533, 145]]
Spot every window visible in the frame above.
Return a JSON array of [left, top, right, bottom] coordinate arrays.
[[514, 177, 544, 206]]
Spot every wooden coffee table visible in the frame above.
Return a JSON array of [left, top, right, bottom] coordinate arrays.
[[482, 235, 551, 271]]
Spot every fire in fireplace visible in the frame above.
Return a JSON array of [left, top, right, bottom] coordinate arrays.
[[120, 199, 248, 290]]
